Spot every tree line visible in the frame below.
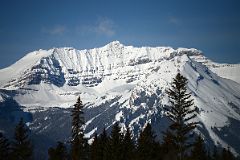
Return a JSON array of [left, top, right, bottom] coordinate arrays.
[[0, 118, 33, 160], [0, 73, 238, 160]]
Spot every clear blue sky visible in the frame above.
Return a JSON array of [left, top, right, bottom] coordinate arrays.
[[0, 0, 240, 68]]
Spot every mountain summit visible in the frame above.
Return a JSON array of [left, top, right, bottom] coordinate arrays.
[[0, 41, 204, 89], [0, 41, 240, 159]]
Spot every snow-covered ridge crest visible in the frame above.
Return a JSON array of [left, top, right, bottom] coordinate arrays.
[[0, 41, 240, 157], [0, 41, 203, 89]]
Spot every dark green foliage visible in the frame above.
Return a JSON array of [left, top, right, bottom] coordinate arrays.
[[11, 118, 33, 160], [90, 133, 100, 160], [161, 130, 177, 160], [48, 141, 68, 160], [190, 135, 207, 160], [90, 128, 110, 160], [136, 123, 159, 160], [122, 127, 135, 160], [71, 96, 88, 160], [212, 146, 220, 160], [2, 86, 238, 160], [164, 73, 198, 160], [210, 146, 236, 160], [108, 123, 124, 160], [221, 147, 235, 160], [99, 128, 110, 160], [0, 132, 10, 160], [206, 150, 212, 160]]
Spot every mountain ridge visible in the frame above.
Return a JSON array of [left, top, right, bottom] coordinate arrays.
[[1, 41, 239, 89], [0, 41, 240, 159]]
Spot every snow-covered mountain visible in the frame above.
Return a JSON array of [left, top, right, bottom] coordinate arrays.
[[0, 41, 240, 159]]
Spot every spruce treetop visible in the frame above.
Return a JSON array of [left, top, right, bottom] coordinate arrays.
[[164, 73, 198, 160]]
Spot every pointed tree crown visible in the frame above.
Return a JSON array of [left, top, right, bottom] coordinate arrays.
[[164, 73, 198, 160]]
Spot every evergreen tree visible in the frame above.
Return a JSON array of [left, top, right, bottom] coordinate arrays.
[[161, 130, 177, 160], [71, 96, 87, 160], [221, 147, 235, 160], [190, 135, 207, 160], [222, 148, 228, 160], [90, 133, 100, 160], [48, 141, 68, 160], [108, 123, 123, 160], [136, 123, 158, 160], [12, 118, 33, 160], [90, 128, 110, 160], [206, 150, 212, 160], [226, 147, 235, 160], [0, 132, 10, 160], [212, 146, 220, 160], [122, 127, 135, 160], [99, 128, 109, 160], [163, 73, 198, 160]]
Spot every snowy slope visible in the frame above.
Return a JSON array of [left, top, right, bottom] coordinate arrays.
[[0, 41, 203, 89], [208, 64, 240, 84], [0, 41, 240, 158], [0, 50, 52, 88], [190, 54, 240, 84]]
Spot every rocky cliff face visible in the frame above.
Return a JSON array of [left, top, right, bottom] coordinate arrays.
[[0, 41, 240, 159], [0, 41, 204, 88]]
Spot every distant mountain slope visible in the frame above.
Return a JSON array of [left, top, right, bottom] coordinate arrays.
[[209, 64, 240, 84], [191, 55, 240, 84], [0, 41, 239, 159]]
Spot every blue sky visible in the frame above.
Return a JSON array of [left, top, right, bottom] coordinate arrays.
[[0, 0, 240, 68]]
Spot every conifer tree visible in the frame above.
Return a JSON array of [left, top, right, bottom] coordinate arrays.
[[226, 147, 235, 160], [222, 148, 228, 160], [48, 141, 68, 160], [206, 150, 212, 160], [90, 128, 110, 160], [161, 130, 177, 160], [190, 135, 207, 160], [12, 118, 33, 160], [0, 132, 10, 159], [108, 123, 123, 160], [212, 146, 220, 160], [122, 127, 135, 160], [99, 128, 109, 160], [136, 123, 158, 160], [90, 133, 100, 160], [71, 96, 87, 160], [221, 147, 235, 160], [163, 73, 198, 160]]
